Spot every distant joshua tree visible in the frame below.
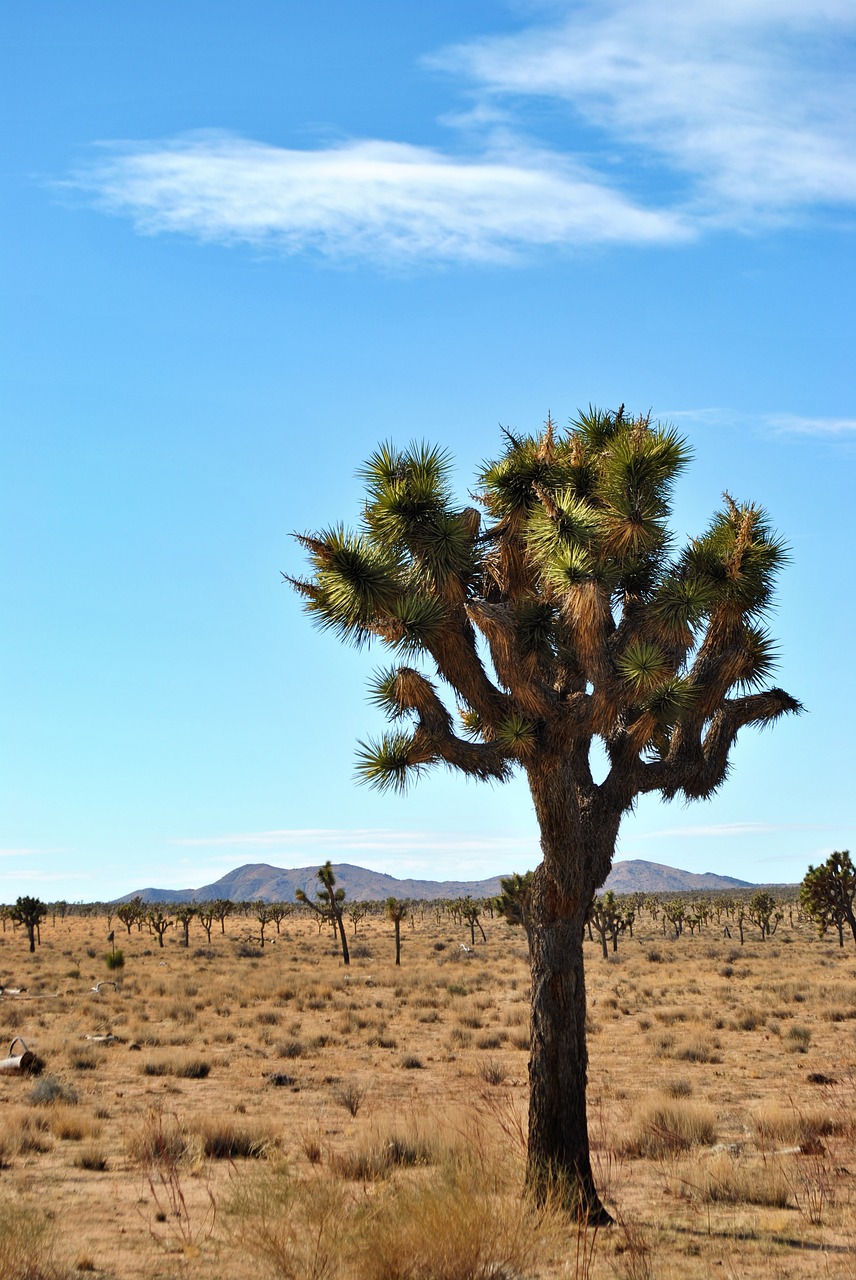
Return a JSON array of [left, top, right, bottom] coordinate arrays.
[[296, 861, 350, 966], [385, 897, 408, 965], [801, 851, 856, 948], [175, 905, 196, 947], [147, 909, 172, 948], [11, 896, 48, 952]]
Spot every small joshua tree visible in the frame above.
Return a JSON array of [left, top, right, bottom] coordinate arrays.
[[175, 905, 196, 948], [296, 862, 350, 966], [497, 871, 535, 954], [11, 896, 48, 953], [587, 890, 627, 959], [386, 897, 408, 965], [746, 890, 782, 940], [148, 909, 172, 948]]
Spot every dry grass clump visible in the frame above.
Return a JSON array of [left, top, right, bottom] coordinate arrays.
[[0, 1198, 70, 1280], [139, 1050, 211, 1078], [329, 1129, 438, 1182], [752, 1102, 837, 1151], [194, 1115, 274, 1160], [624, 1094, 718, 1157], [126, 1107, 192, 1167], [46, 1104, 101, 1143], [0, 1106, 52, 1163], [227, 1156, 562, 1280], [680, 1152, 792, 1207], [355, 1172, 558, 1280]]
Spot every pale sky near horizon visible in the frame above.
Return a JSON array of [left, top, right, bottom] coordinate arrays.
[[2, 1, 854, 901]]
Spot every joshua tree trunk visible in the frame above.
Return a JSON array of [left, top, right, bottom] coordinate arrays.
[[525, 782, 618, 1223]]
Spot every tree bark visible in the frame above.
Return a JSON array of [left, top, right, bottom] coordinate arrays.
[[526, 864, 612, 1224]]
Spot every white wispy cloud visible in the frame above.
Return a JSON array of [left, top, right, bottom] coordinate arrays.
[[71, 2, 854, 264], [663, 408, 856, 437], [765, 414, 856, 435], [431, 0, 856, 222], [77, 134, 686, 263]]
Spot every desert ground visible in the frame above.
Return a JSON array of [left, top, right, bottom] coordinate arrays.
[[0, 900, 854, 1279]]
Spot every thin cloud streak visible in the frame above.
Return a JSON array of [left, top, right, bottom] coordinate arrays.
[[766, 414, 856, 435], [77, 134, 687, 264], [664, 408, 856, 437]]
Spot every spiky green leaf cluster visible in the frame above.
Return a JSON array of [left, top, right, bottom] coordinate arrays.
[[290, 406, 796, 799]]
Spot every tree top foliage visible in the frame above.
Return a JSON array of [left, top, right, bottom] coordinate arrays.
[[288, 406, 800, 816]]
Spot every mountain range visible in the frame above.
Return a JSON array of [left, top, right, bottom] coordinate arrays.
[[116, 859, 752, 904]]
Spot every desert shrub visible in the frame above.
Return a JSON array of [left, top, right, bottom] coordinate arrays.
[[196, 1117, 271, 1159], [29, 1075, 79, 1107], [237, 942, 264, 959], [785, 1025, 812, 1053], [175, 1056, 211, 1079], [673, 1038, 721, 1064], [278, 1038, 305, 1059], [477, 1058, 508, 1086], [664, 1078, 693, 1098], [333, 1080, 366, 1117], [625, 1095, 717, 1157], [74, 1144, 108, 1172], [105, 950, 125, 970], [401, 1055, 424, 1070]]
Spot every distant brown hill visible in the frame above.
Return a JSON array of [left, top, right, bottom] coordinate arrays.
[[604, 859, 752, 893], [116, 857, 752, 904], [116, 862, 506, 905]]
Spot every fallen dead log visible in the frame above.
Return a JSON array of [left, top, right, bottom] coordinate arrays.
[[0, 1036, 44, 1075]]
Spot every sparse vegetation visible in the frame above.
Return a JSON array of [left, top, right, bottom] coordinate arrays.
[[0, 896, 853, 1277]]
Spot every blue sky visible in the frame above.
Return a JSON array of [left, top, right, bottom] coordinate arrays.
[[2, 0, 854, 900]]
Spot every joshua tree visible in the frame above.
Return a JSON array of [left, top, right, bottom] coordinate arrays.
[[11, 895, 48, 952], [255, 902, 272, 947], [287, 407, 800, 1219], [746, 890, 782, 940], [497, 871, 535, 953], [459, 895, 487, 946], [801, 851, 856, 948], [175, 905, 196, 947], [269, 903, 291, 935], [117, 898, 144, 935], [587, 890, 626, 958], [212, 899, 233, 935], [386, 897, 408, 964], [197, 903, 216, 943], [296, 861, 350, 965], [147, 909, 172, 948]]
